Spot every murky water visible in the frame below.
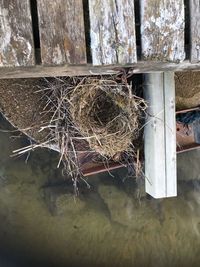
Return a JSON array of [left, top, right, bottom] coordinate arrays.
[[0, 114, 200, 267]]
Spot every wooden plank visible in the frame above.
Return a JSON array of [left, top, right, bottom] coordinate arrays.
[[163, 72, 177, 197], [144, 73, 166, 198], [1, 61, 200, 79], [140, 0, 185, 63], [89, 0, 137, 65], [37, 0, 86, 65], [144, 73, 177, 198], [0, 0, 35, 67], [189, 0, 200, 63]]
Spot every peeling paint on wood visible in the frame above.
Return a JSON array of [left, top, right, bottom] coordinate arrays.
[[89, 0, 137, 65], [140, 0, 185, 62], [0, 0, 35, 67], [189, 0, 200, 63], [37, 0, 86, 65]]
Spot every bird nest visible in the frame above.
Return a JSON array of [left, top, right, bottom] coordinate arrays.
[[10, 75, 146, 193], [70, 78, 143, 158]]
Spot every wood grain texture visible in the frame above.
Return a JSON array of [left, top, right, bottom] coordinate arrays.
[[0, 0, 35, 67], [189, 0, 200, 63], [37, 0, 86, 65], [1, 60, 200, 79], [140, 0, 185, 62], [0, 60, 200, 79], [89, 0, 137, 65]]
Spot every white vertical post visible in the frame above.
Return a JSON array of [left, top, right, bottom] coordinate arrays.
[[164, 72, 177, 197], [144, 72, 177, 198], [144, 73, 166, 198]]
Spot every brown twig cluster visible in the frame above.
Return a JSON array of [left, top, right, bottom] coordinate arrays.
[[70, 78, 145, 158], [12, 75, 147, 194]]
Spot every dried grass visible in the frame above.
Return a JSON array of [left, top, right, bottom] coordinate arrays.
[[12, 74, 147, 194], [70, 78, 144, 157]]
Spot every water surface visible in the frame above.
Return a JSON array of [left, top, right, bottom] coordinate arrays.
[[0, 115, 200, 267]]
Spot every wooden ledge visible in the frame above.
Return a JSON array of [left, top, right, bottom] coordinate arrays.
[[1, 61, 200, 79]]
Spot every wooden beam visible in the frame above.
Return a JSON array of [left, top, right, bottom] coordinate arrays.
[[0, 60, 200, 79], [140, 0, 185, 62], [189, 0, 200, 63], [144, 73, 177, 198], [37, 0, 86, 65], [89, 0, 137, 65], [0, 0, 35, 67]]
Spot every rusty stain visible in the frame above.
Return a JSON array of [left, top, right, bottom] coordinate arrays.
[[176, 107, 200, 153]]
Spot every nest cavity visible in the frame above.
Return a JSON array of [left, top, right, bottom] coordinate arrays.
[[70, 78, 142, 157]]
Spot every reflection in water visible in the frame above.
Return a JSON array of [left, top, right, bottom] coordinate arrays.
[[0, 115, 200, 267]]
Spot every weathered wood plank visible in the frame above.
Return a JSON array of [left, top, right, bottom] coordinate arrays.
[[89, 0, 137, 65], [164, 72, 177, 197], [140, 0, 185, 62], [37, 0, 86, 65], [1, 61, 200, 79], [189, 0, 200, 63], [0, 0, 35, 67]]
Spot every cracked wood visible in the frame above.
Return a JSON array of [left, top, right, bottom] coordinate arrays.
[[0, 0, 35, 67], [189, 0, 200, 63], [140, 0, 185, 62], [89, 0, 137, 65], [37, 0, 86, 65]]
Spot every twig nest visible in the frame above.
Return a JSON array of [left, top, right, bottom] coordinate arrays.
[[70, 78, 143, 158]]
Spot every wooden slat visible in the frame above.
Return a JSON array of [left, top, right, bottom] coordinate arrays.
[[2, 61, 200, 79], [189, 0, 200, 63], [89, 0, 137, 65], [140, 0, 185, 63], [144, 73, 177, 198], [37, 0, 86, 65], [0, 0, 35, 67]]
